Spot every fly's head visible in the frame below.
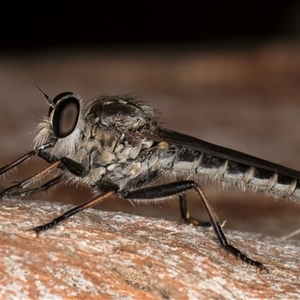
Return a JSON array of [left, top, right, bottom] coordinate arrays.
[[34, 92, 84, 157]]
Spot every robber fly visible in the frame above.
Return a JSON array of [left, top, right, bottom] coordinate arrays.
[[2, 91, 300, 273]]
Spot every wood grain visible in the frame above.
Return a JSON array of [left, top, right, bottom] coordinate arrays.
[[0, 199, 299, 299]]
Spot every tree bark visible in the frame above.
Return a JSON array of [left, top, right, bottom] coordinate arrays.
[[0, 199, 299, 300]]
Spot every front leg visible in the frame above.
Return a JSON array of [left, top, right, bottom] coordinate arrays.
[[0, 156, 87, 199], [1, 175, 63, 199], [60, 157, 88, 177], [0, 142, 56, 176], [0, 161, 62, 199]]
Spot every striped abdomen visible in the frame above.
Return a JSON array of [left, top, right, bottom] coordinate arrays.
[[161, 146, 300, 202]]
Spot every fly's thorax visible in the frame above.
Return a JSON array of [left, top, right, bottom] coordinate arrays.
[[71, 122, 169, 188], [74, 117, 161, 186], [84, 95, 159, 134]]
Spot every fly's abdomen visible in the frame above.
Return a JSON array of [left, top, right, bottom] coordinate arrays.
[[198, 154, 300, 200], [164, 147, 300, 201]]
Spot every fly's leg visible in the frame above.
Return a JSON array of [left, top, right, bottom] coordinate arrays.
[[28, 159, 118, 232], [60, 157, 88, 177], [122, 180, 268, 273], [0, 142, 56, 176], [179, 193, 211, 227], [0, 142, 61, 198], [0, 161, 62, 199], [0, 155, 86, 199], [1, 151, 118, 233], [1, 175, 63, 199], [31, 183, 119, 233]]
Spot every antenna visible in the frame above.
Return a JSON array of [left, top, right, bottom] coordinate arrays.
[[34, 82, 54, 107]]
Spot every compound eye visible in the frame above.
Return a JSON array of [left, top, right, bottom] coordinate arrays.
[[51, 93, 80, 138], [48, 92, 74, 116]]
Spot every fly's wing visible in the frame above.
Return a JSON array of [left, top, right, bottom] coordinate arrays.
[[154, 127, 300, 180]]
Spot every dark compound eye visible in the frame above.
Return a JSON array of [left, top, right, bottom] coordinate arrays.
[[48, 92, 74, 116], [50, 92, 80, 138]]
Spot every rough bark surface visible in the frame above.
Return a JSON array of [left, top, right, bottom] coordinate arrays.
[[0, 199, 299, 300]]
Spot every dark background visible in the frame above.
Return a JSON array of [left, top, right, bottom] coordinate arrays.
[[1, 1, 299, 52]]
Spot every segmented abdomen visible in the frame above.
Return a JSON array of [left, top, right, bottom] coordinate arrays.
[[161, 147, 300, 202]]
